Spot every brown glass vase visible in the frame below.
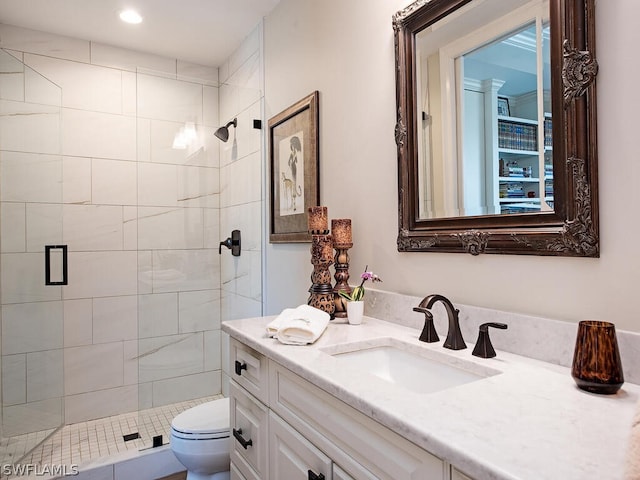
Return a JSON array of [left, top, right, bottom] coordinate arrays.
[[571, 320, 624, 395]]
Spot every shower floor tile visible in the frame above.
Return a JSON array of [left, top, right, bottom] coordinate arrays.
[[0, 395, 219, 478]]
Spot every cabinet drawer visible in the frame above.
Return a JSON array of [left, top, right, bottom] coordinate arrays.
[[230, 380, 269, 480], [269, 411, 331, 480], [229, 337, 269, 403], [269, 361, 445, 480]]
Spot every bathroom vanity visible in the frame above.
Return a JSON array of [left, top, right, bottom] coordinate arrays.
[[223, 314, 639, 480]]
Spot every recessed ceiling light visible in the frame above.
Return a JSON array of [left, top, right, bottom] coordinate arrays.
[[119, 9, 143, 24]]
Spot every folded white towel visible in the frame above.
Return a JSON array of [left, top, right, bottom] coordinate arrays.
[[266, 304, 330, 345], [626, 401, 640, 479]]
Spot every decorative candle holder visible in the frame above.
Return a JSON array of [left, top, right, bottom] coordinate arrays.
[[307, 234, 335, 318], [308, 206, 329, 235], [571, 320, 624, 395], [331, 219, 353, 318]]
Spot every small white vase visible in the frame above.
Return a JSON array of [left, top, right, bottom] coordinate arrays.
[[346, 300, 364, 325]]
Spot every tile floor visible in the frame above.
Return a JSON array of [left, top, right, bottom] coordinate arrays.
[[0, 395, 219, 478]]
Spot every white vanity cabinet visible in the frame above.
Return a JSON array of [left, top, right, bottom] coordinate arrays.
[[228, 337, 472, 480]]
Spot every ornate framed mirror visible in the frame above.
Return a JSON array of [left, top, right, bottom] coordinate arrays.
[[394, 0, 598, 256]]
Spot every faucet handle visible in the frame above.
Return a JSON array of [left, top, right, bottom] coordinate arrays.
[[413, 307, 439, 343], [472, 322, 508, 358]]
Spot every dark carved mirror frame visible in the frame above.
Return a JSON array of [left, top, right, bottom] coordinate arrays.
[[394, 0, 598, 256]]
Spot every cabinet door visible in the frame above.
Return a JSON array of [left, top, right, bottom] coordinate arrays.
[[269, 411, 332, 480], [230, 380, 269, 480]]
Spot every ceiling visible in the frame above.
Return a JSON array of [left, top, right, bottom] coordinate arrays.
[[0, 0, 281, 67]]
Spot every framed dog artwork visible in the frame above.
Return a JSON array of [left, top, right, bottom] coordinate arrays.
[[268, 91, 320, 243]]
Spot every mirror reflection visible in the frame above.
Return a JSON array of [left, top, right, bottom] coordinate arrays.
[[416, 0, 551, 219]]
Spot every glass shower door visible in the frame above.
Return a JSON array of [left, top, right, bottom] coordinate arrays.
[[0, 49, 64, 464]]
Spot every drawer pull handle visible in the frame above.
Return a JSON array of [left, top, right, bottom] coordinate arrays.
[[234, 360, 247, 376], [233, 428, 253, 449], [308, 470, 325, 480]]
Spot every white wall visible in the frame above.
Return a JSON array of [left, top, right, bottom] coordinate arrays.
[[264, 0, 640, 333]]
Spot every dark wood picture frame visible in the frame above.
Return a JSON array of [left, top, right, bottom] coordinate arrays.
[[268, 91, 320, 243]]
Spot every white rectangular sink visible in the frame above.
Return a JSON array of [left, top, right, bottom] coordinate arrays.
[[325, 338, 501, 395]]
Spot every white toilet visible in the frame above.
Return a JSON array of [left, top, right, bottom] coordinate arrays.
[[170, 397, 231, 480]]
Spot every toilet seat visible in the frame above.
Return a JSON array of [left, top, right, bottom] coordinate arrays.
[[171, 398, 230, 441]]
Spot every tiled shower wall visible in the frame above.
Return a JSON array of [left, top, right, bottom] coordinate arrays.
[[0, 23, 224, 435], [218, 26, 264, 394]]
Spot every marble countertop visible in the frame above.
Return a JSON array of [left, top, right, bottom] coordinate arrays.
[[222, 315, 639, 480]]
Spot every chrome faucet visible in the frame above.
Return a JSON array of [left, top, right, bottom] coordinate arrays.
[[418, 294, 466, 350]]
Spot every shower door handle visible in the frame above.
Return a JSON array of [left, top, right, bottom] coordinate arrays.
[[45, 245, 68, 286]]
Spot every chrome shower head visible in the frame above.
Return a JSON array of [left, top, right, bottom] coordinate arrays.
[[214, 118, 237, 142]]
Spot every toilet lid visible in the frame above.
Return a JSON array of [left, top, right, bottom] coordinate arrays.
[[171, 397, 230, 435]]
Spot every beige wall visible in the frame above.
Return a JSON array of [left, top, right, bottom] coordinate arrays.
[[264, 0, 640, 332]]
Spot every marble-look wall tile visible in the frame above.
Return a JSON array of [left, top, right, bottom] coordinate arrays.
[[1, 253, 61, 304], [203, 85, 220, 128], [0, 24, 90, 63], [177, 165, 219, 208], [63, 156, 92, 205], [137, 207, 203, 250], [137, 74, 203, 124], [63, 251, 138, 299], [90, 42, 176, 75], [64, 343, 124, 395], [64, 385, 137, 425], [123, 340, 138, 386], [152, 249, 219, 293], [24, 54, 123, 114], [137, 251, 153, 295], [204, 208, 220, 249], [26, 349, 63, 402], [138, 162, 178, 207], [220, 291, 262, 322], [2, 301, 63, 355], [122, 71, 136, 116], [0, 51, 24, 101], [151, 371, 221, 407], [26, 203, 63, 252], [220, 25, 260, 85], [177, 61, 218, 86], [138, 293, 178, 339], [61, 108, 136, 160], [219, 100, 261, 168], [1, 203, 25, 252], [93, 296, 138, 343], [220, 201, 261, 251], [137, 118, 152, 163], [220, 150, 261, 207], [204, 330, 222, 371], [138, 333, 203, 383], [2, 354, 26, 406], [2, 397, 62, 437], [63, 299, 93, 347], [63, 205, 124, 251], [1, 152, 62, 203], [92, 159, 137, 205], [219, 53, 261, 127], [25, 65, 62, 106], [123, 206, 138, 250], [0, 100, 60, 154], [179, 289, 221, 333]]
